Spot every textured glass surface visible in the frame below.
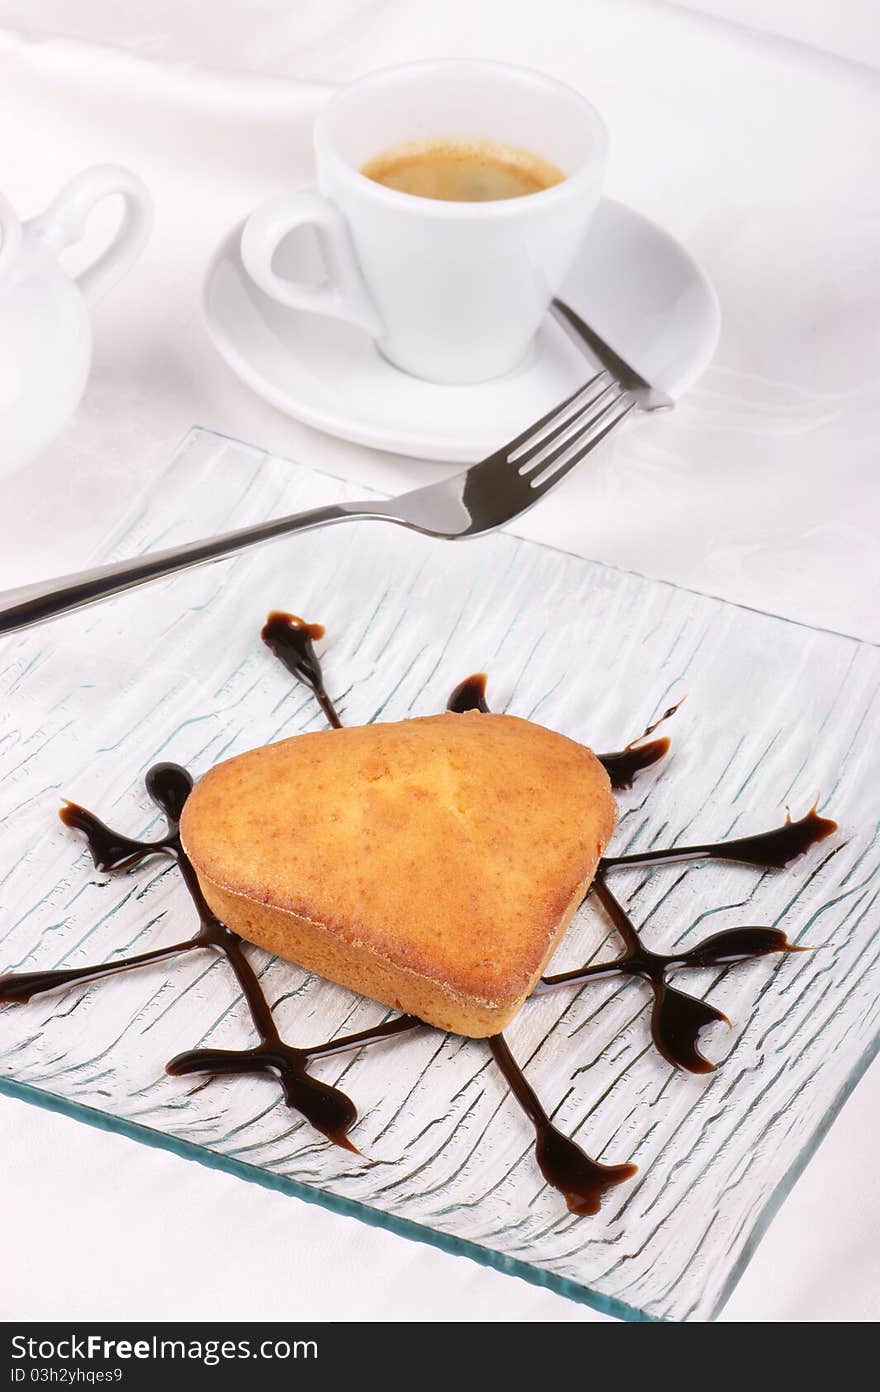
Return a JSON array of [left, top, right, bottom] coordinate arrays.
[[2, 427, 878, 1322]]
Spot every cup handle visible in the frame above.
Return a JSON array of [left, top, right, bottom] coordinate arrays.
[[28, 164, 153, 305], [240, 188, 383, 337]]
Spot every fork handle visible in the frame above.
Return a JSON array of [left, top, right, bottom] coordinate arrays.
[[0, 500, 382, 636]]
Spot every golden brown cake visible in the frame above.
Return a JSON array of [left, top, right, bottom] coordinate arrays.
[[179, 711, 616, 1036]]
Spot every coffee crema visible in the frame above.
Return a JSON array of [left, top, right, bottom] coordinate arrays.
[[361, 138, 565, 203]]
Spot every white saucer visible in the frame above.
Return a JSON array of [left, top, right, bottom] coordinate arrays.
[[203, 197, 720, 463]]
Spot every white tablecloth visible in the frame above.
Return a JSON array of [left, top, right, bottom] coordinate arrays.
[[1, 1, 878, 1322]]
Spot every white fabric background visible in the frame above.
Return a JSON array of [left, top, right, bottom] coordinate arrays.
[[1, 1, 878, 1322]]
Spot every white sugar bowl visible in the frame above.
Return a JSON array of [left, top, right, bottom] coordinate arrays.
[[0, 165, 152, 478]]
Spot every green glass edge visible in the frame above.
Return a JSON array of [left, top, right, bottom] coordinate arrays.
[[706, 1017, 880, 1320], [0, 1074, 658, 1323], [3, 424, 877, 1324]]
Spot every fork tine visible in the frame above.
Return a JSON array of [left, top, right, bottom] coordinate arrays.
[[510, 377, 617, 468], [516, 380, 618, 473], [523, 387, 626, 481], [530, 396, 636, 494], [500, 370, 610, 457]]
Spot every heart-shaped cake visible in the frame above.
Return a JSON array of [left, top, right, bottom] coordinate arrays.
[[180, 710, 616, 1036]]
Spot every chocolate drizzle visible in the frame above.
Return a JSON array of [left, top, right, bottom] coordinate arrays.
[[447, 680, 678, 788], [2, 760, 421, 1150], [597, 702, 682, 790], [447, 673, 490, 714], [489, 1034, 636, 1214], [548, 806, 835, 1069], [4, 764, 195, 1003], [261, 611, 341, 729], [0, 614, 839, 1214], [601, 805, 836, 871], [536, 876, 806, 1073], [447, 674, 836, 1074]]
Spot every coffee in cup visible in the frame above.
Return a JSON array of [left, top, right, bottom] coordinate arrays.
[[360, 139, 564, 203]]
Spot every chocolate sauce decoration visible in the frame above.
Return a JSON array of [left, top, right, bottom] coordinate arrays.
[[489, 1035, 636, 1214], [261, 611, 341, 729], [601, 805, 836, 871], [536, 876, 807, 1073], [0, 613, 838, 1215], [447, 679, 677, 788], [448, 675, 835, 1073], [4, 764, 195, 1003], [2, 761, 421, 1150], [447, 673, 490, 714], [597, 702, 682, 790]]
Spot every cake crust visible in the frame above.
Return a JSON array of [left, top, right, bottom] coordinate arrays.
[[180, 711, 616, 1036]]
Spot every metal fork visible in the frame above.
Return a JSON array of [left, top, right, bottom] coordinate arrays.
[[0, 303, 671, 636]]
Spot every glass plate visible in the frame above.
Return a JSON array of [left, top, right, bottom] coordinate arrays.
[[2, 427, 878, 1323]]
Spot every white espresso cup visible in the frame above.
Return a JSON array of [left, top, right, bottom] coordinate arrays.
[[240, 60, 607, 385]]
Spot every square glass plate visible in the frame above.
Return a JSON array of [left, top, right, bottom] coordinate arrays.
[[1, 427, 878, 1323]]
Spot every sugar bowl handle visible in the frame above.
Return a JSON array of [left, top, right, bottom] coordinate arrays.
[[28, 164, 153, 304]]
